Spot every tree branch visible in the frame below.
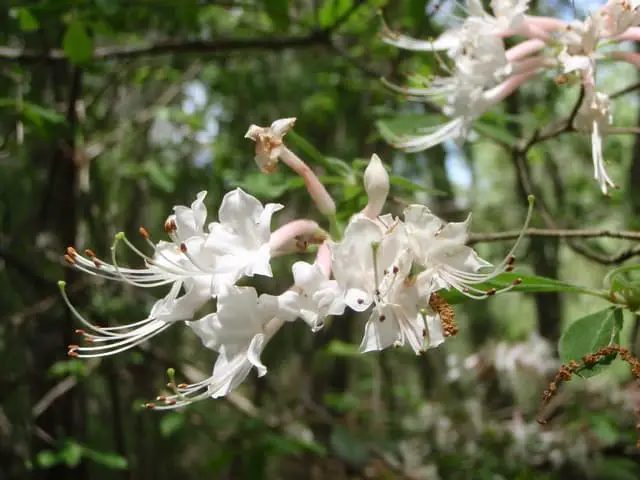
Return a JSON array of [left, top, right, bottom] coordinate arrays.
[[0, 32, 331, 63], [468, 228, 640, 243]]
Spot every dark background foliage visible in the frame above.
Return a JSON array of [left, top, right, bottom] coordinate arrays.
[[2, 0, 640, 479]]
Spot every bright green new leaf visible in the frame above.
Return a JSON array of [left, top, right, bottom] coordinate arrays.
[[18, 8, 39, 32], [319, 0, 354, 28], [558, 307, 623, 378], [473, 121, 518, 146], [160, 412, 185, 437], [264, 0, 289, 30], [63, 22, 94, 64], [440, 272, 593, 304]]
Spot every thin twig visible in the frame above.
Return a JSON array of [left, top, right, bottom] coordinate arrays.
[[468, 228, 640, 243]]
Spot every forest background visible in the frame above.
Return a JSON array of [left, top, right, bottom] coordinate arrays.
[[2, 0, 640, 479]]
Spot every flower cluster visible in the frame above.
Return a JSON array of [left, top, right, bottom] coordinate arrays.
[[382, 0, 640, 194], [61, 118, 531, 409]]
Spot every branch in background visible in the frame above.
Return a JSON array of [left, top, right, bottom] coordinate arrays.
[[0, 2, 370, 64], [468, 228, 640, 243], [0, 34, 331, 63]]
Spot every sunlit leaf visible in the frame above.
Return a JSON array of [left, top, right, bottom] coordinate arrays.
[[264, 0, 289, 30], [63, 22, 94, 64], [558, 307, 623, 378]]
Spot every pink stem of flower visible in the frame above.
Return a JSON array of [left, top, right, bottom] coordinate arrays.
[[609, 50, 640, 69], [279, 146, 336, 216], [484, 70, 538, 105], [512, 56, 554, 74], [613, 27, 640, 42], [314, 242, 332, 280], [524, 15, 568, 32], [269, 219, 324, 255], [506, 39, 546, 62]]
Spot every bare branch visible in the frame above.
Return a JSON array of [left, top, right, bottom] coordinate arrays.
[[468, 228, 640, 244], [0, 33, 331, 63]]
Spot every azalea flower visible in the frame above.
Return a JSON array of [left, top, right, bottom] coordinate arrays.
[[62, 193, 220, 358], [62, 188, 283, 358], [330, 215, 443, 354], [597, 0, 640, 37], [403, 204, 531, 299], [291, 260, 345, 332], [153, 286, 298, 408], [205, 188, 283, 280], [574, 91, 617, 194]]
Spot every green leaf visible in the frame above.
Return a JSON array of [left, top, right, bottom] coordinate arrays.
[[473, 121, 518, 146], [389, 174, 447, 196], [17, 8, 39, 32], [558, 307, 623, 378], [63, 22, 93, 64], [83, 448, 128, 470], [325, 339, 361, 358], [160, 412, 185, 437], [319, 0, 354, 28], [36, 450, 58, 468], [145, 162, 175, 193], [439, 272, 592, 304], [23, 102, 65, 125], [60, 441, 83, 467], [264, 0, 289, 30], [330, 427, 369, 466]]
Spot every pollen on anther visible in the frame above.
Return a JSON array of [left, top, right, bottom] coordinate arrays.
[[507, 256, 516, 265], [165, 399, 177, 406], [66, 246, 78, 257], [392, 266, 399, 274], [64, 254, 76, 265], [74, 329, 86, 335], [84, 249, 96, 257], [505, 265, 514, 272], [68, 351, 79, 358], [139, 226, 150, 239], [144, 403, 156, 409], [84, 337, 95, 343], [379, 315, 386, 322], [156, 396, 167, 402], [486, 288, 497, 296], [513, 278, 522, 285], [357, 298, 364, 305], [177, 383, 188, 389], [179, 242, 187, 253], [68, 344, 80, 350]]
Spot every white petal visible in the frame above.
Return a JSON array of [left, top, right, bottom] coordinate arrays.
[[218, 188, 264, 235], [292, 261, 323, 292], [344, 287, 372, 312], [187, 313, 221, 350], [247, 334, 268, 377], [270, 117, 296, 137], [359, 307, 401, 353]]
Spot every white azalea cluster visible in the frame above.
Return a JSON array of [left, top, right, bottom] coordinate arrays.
[[382, 0, 640, 194], [61, 118, 530, 409]]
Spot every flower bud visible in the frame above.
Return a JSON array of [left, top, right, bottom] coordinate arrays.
[[362, 154, 389, 219]]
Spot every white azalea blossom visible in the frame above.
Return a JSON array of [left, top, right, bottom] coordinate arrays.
[[155, 286, 296, 407], [63, 110, 535, 409], [574, 91, 617, 194], [403, 204, 530, 299], [291, 261, 345, 332], [330, 215, 443, 354], [597, 0, 640, 37], [205, 188, 282, 281]]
